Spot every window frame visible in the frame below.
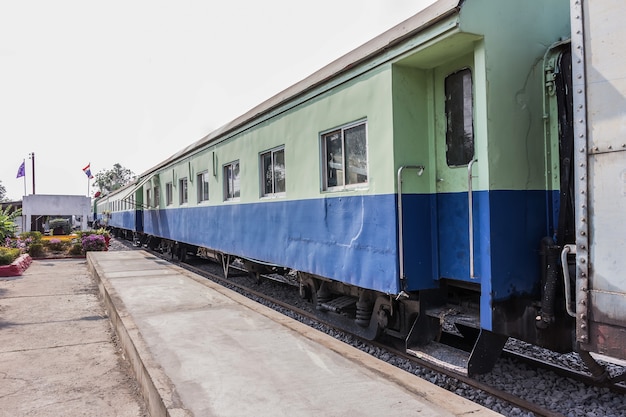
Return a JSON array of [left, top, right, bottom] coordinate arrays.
[[444, 67, 475, 167], [260, 146, 286, 198], [179, 177, 188, 205], [165, 182, 173, 206], [197, 171, 210, 203], [223, 161, 240, 201], [320, 120, 368, 191], [153, 185, 160, 208]]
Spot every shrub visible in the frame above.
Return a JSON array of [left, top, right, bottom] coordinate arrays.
[[20, 231, 43, 243], [4, 236, 33, 253], [46, 238, 66, 252], [0, 205, 21, 241], [82, 234, 107, 252], [0, 247, 20, 265], [28, 243, 44, 257], [69, 243, 83, 255]]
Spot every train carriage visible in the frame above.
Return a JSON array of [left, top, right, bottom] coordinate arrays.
[[96, 0, 626, 380]]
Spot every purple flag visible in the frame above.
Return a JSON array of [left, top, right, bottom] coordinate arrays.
[[16, 161, 25, 178]]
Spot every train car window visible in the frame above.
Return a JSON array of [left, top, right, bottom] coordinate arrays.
[[223, 161, 240, 200], [166, 182, 173, 206], [153, 185, 160, 208], [321, 121, 368, 190], [197, 171, 209, 202], [444, 68, 474, 166], [260, 147, 286, 197], [179, 177, 188, 204]]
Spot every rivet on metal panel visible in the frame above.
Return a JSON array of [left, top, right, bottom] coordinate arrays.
[[580, 299, 586, 305], [581, 313, 587, 320], [579, 163, 584, 167], [580, 190, 585, 194], [581, 335, 588, 342], [580, 258, 586, 264], [608, 145, 613, 150], [580, 148, 585, 152], [580, 176, 585, 180], [580, 217, 586, 222], [593, 146, 599, 151], [581, 272, 586, 277], [577, 74, 582, 79], [581, 323, 587, 330], [579, 244, 586, 249], [580, 231, 586, 236], [622, 144, 626, 148], [577, 89, 583, 94]]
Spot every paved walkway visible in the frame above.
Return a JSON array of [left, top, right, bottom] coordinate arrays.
[[0, 258, 148, 417]]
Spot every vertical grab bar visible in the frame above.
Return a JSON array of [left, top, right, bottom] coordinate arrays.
[[468, 159, 478, 279], [397, 165, 425, 291]]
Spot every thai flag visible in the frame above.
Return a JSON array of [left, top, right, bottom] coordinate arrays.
[[83, 163, 94, 179]]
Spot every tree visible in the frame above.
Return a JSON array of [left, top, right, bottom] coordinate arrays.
[[0, 205, 21, 240], [93, 163, 136, 196], [0, 181, 7, 202]]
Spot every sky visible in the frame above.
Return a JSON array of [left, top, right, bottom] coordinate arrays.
[[0, 0, 437, 201]]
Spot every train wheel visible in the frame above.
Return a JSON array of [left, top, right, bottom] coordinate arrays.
[[248, 271, 261, 284]]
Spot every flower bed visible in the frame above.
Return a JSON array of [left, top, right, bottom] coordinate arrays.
[[1, 230, 110, 267], [0, 253, 32, 277]]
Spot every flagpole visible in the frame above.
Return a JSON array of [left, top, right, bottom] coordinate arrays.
[[29, 152, 35, 195], [22, 158, 26, 197], [88, 161, 90, 197]]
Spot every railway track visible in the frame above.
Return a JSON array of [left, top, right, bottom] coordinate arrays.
[[111, 239, 626, 416]]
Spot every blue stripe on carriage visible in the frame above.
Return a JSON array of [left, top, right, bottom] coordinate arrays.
[[143, 195, 403, 294], [130, 189, 556, 306], [109, 210, 136, 230]]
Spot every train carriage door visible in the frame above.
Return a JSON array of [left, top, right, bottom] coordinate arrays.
[[433, 56, 480, 283]]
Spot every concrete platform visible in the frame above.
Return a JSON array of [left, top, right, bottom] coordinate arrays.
[[88, 250, 502, 417], [0, 258, 147, 417]]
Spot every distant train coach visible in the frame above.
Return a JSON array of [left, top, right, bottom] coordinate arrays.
[[96, 0, 626, 381]]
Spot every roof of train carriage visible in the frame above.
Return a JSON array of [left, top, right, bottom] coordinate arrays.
[[135, 0, 462, 181]]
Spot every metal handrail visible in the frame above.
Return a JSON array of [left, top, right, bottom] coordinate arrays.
[[468, 159, 478, 279], [397, 165, 425, 291], [561, 244, 577, 317]]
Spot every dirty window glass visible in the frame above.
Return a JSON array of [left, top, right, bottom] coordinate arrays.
[[179, 177, 188, 204], [261, 147, 285, 196], [344, 124, 367, 185], [322, 121, 367, 190], [223, 161, 240, 200], [197, 171, 209, 202], [166, 182, 173, 205], [445, 68, 474, 166]]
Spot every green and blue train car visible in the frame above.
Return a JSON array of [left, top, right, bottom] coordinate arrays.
[[96, 0, 626, 377]]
